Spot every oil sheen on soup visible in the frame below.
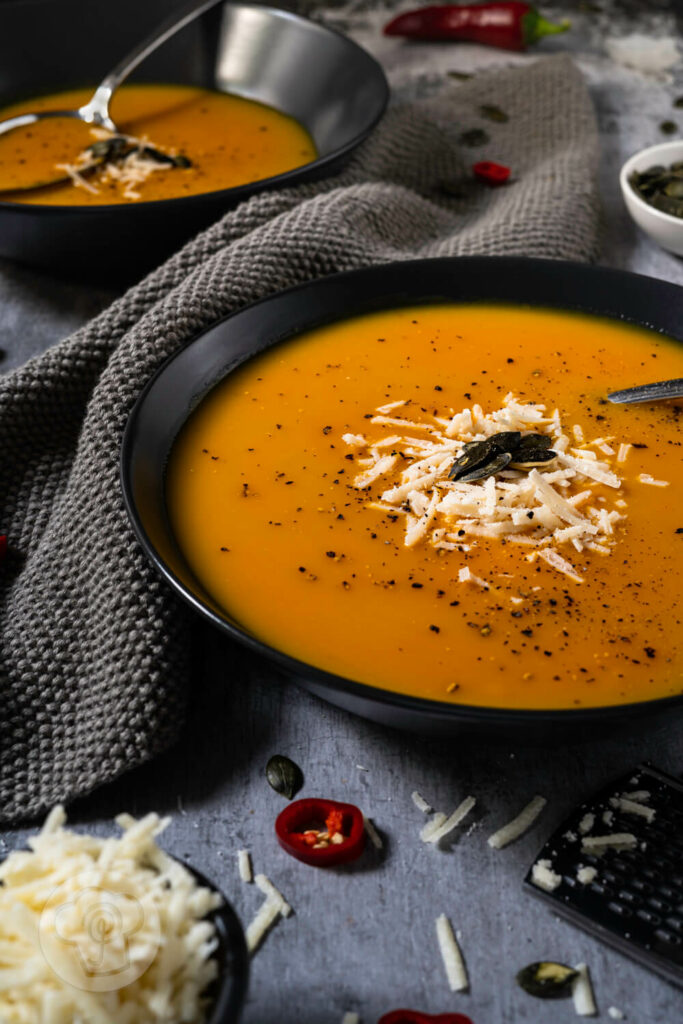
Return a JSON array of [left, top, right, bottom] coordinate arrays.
[[0, 84, 316, 204], [167, 305, 683, 710]]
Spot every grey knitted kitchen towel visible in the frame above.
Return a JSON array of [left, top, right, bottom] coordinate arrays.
[[0, 55, 599, 822]]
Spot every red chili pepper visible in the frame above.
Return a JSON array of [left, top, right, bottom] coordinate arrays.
[[383, 3, 569, 51], [0, 535, 6, 563], [473, 160, 510, 185], [379, 1012, 473, 1024], [275, 798, 365, 866]]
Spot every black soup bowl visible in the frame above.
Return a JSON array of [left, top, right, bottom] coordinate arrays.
[[0, 2, 388, 283], [121, 257, 683, 741]]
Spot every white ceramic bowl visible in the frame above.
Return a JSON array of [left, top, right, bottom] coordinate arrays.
[[620, 139, 683, 256]]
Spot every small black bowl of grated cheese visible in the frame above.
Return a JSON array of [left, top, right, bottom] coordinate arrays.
[[0, 806, 249, 1024]]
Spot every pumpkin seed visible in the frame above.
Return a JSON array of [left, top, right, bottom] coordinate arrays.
[[448, 437, 498, 480], [457, 450, 512, 483], [660, 120, 678, 135], [265, 754, 303, 800], [448, 70, 473, 81], [629, 162, 683, 219], [480, 104, 509, 123], [516, 961, 578, 999], [458, 128, 490, 147]]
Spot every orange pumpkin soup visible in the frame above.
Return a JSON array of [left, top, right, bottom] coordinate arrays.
[[166, 305, 683, 710], [0, 84, 316, 204]]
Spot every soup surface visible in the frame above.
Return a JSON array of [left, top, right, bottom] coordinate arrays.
[[167, 305, 683, 710], [0, 84, 317, 204]]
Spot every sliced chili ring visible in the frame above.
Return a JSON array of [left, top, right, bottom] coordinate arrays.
[[275, 797, 365, 866], [472, 160, 511, 186], [379, 1013, 473, 1024], [0, 535, 6, 563]]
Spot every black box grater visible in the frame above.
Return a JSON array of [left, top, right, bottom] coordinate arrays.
[[524, 764, 683, 988]]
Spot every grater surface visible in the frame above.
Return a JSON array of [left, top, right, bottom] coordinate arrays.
[[524, 764, 683, 988]]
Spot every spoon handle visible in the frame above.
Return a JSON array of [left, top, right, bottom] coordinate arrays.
[[85, 0, 226, 122], [606, 378, 683, 404]]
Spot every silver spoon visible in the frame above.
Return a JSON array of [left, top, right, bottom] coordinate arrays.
[[607, 378, 683, 404], [0, 0, 223, 192]]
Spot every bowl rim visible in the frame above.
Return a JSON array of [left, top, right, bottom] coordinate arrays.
[[120, 255, 683, 728], [619, 138, 683, 229], [0, 2, 389, 216]]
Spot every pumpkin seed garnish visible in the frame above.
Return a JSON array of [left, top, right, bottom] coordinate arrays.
[[265, 754, 303, 800], [480, 103, 509, 123], [448, 70, 473, 81], [629, 161, 683, 219], [458, 450, 512, 483], [458, 127, 490, 147], [449, 431, 556, 483], [516, 961, 578, 999], [660, 120, 678, 135]]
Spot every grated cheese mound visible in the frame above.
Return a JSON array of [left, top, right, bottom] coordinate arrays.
[[488, 795, 547, 850], [0, 807, 222, 1024], [345, 394, 628, 584], [56, 127, 190, 201]]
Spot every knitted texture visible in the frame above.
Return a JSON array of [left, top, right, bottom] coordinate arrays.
[[0, 56, 599, 822]]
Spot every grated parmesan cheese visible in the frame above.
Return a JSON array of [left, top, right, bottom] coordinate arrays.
[[363, 815, 383, 850], [435, 914, 468, 992], [411, 790, 433, 813], [609, 796, 656, 823], [531, 858, 562, 892], [488, 795, 547, 850], [422, 797, 476, 844], [577, 865, 597, 885], [237, 849, 253, 883], [420, 813, 447, 842], [346, 394, 628, 585], [572, 962, 597, 1016], [638, 474, 669, 487], [608, 1007, 625, 1020], [581, 833, 637, 854], [342, 1014, 360, 1024], [0, 807, 222, 1024]]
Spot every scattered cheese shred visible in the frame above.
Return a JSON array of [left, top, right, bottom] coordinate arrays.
[[245, 896, 283, 955], [435, 914, 468, 992], [609, 796, 656, 823], [572, 962, 597, 1017], [638, 474, 669, 487], [237, 849, 253, 883], [342, 1014, 360, 1024], [254, 873, 291, 917], [581, 833, 637, 854], [0, 806, 221, 1024], [411, 790, 433, 813], [608, 1007, 625, 1020], [577, 866, 598, 885], [488, 795, 547, 849], [345, 394, 629, 584], [423, 797, 476, 844], [363, 815, 383, 849], [420, 812, 447, 842], [531, 858, 562, 892]]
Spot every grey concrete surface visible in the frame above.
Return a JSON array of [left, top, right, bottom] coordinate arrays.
[[1, 3, 683, 1023]]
